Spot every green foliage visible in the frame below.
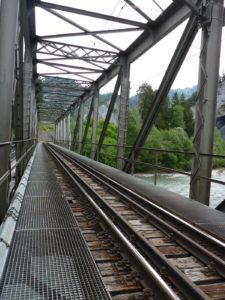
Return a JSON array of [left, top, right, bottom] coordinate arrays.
[[38, 122, 54, 133], [82, 119, 118, 167], [213, 129, 225, 168], [126, 109, 141, 146], [170, 104, 185, 128], [137, 83, 155, 122], [135, 127, 192, 172], [36, 79, 43, 104], [78, 82, 225, 173]]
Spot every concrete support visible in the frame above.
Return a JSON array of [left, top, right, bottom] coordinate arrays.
[[116, 58, 130, 170], [91, 90, 99, 159], [0, 0, 19, 220], [78, 101, 84, 154], [190, 0, 224, 205]]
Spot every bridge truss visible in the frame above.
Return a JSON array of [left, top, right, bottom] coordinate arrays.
[[0, 0, 224, 218]]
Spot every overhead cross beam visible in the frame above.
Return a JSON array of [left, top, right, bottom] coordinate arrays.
[[124, 0, 152, 22], [42, 7, 122, 52], [38, 28, 143, 40], [36, 60, 103, 73], [35, 39, 117, 67], [39, 75, 92, 87], [77, 1, 198, 108], [35, 1, 148, 28]]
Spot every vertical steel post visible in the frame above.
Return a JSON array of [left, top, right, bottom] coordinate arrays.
[[65, 115, 69, 148], [78, 100, 84, 154], [0, 0, 19, 220], [94, 72, 121, 160], [59, 120, 63, 145], [23, 50, 32, 140], [67, 113, 71, 149], [54, 123, 57, 143], [71, 107, 79, 151], [57, 122, 59, 144], [190, 0, 224, 205], [116, 57, 130, 170], [91, 89, 99, 159], [15, 30, 24, 182], [63, 117, 66, 147]]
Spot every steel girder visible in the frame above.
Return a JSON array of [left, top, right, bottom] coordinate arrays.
[[35, 1, 148, 29], [33, 1, 198, 118], [94, 72, 122, 160], [190, 0, 224, 204], [38, 28, 143, 40], [79, 1, 198, 106], [0, 0, 19, 220], [123, 13, 200, 172], [80, 97, 94, 155], [91, 90, 99, 159]]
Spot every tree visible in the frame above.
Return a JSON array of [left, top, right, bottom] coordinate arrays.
[[36, 79, 43, 103], [126, 108, 141, 146], [137, 83, 155, 122], [171, 104, 185, 128], [137, 83, 171, 129]]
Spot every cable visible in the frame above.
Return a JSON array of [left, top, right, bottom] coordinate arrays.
[[92, 0, 124, 48]]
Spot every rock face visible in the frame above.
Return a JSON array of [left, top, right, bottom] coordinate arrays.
[[216, 80, 225, 139]]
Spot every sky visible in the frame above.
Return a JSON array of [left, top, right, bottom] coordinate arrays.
[[35, 0, 225, 96]]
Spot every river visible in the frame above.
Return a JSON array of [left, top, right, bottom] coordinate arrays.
[[134, 169, 225, 208]]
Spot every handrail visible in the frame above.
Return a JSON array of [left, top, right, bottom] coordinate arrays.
[[0, 144, 35, 187], [0, 138, 37, 147], [54, 139, 225, 188]]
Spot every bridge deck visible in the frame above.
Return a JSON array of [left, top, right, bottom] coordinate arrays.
[[52, 144, 225, 244], [0, 144, 110, 300]]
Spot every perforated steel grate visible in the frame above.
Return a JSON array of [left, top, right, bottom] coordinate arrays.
[[0, 229, 110, 300], [0, 144, 110, 299], [17, 196, 77, 229]]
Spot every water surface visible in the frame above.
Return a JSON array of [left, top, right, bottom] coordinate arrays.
[[134, 170, 225, 208]]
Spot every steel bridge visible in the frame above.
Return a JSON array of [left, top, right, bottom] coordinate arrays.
[[1, 1, 225, 299]]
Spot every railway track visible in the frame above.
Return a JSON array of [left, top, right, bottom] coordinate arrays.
[[47, 144, 225, 300]]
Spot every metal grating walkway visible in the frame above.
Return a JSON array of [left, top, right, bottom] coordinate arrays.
[[0, 143, 110, 300]]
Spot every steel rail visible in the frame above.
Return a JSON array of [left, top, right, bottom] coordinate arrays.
[[60, 145, 225, 251], [72, 156, 225, 278], [46, 145, 178, 300], [47, 144, 211, 300]]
